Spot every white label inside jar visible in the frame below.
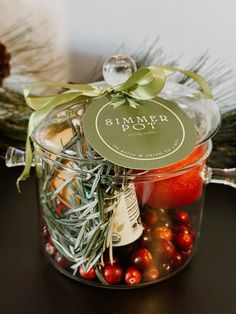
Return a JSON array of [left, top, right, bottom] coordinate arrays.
[[112, 184, 143, 247]]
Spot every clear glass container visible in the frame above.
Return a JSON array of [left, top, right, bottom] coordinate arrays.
[[5, 56, 236, 288], [36, 137, 210, 288]]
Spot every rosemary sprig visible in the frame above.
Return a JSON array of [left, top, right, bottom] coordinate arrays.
[[95, 266, 109, 285], [39, 125, 124, 282], [96, 183, 105, 220]]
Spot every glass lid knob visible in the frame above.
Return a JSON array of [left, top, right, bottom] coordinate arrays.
[[102, 55, 137, 86]]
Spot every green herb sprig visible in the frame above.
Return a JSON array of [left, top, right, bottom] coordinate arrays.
[[38, 115, 126, 281]]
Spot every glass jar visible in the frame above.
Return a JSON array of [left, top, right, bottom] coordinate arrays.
[[5, 56, 236, 288], [36, 139, 210, 288]]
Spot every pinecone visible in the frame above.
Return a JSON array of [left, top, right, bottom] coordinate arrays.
[[0, 42, 11, 85]]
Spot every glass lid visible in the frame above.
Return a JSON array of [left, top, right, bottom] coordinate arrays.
[[31, 56, 221, 166]]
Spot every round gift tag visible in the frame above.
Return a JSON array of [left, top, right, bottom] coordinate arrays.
[[83, 95, 196, 170]]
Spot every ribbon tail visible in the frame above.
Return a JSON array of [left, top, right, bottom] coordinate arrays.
[[17, 92, 102, 189], [157, 65, 213, 99], [16, 135, 33, 192]]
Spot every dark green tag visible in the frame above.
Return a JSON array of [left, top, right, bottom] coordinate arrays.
[[83, 95, 196, 169]]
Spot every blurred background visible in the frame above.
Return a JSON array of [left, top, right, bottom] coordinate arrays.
[[1, 0, 236, 82], [0, 0, 236, 167]]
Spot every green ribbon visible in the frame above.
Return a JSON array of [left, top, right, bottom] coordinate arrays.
[[17, 65, 212, 189]]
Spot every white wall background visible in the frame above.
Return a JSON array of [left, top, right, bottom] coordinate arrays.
[[1, 0, 236, 82]]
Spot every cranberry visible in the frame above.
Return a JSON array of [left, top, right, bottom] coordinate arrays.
[[158, 218, 172, 228], [42, 225, 49, 239], [125, 267, 141, 285], [154, 227, 173, 241], [45, 242, 57, 256], [157, 209, 172, 225], [173, 224, 192, 234], [103, 251, 119, 265], [156, 240, 176, 260], [79, 266, 96, 280], [174, 210, 189, 225], [172, 251, 184, 269], [141, 208, 158, 226], [103, 265, 123, 284], [182, 249, 193, 261], [140, 227, 153, 247], [140, 234, 153, 247], [160, 262, 173, 276], [158, 208, 167, 216], [175, 232, 193, 251], [47, 236, 53, 245], [55, 203, 67, 215], [143, 226, 152, 235], [131, 248, 153, 270], [173, 224, 195, 240], [55, 253, 70, 268], [142, 265, 160, 282]]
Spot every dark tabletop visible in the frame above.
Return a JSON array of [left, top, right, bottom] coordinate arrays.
[[0, 159, 235, 314]]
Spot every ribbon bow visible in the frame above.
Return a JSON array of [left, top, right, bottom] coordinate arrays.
[[17, 65, 212, 189]]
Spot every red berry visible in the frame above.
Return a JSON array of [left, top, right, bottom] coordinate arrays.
[[47, 236, 53, 245], [103, 265, 123, 284], [140, 234, 153, 247], [142, 265, 160, 282], [173, 224, 192, 234], [79, 266, 96, 280], [140, 227, 153, 247], [156, 240, 176, 260], [158, 208, 167, 216], [154, 227, 173, 241], [143, 226, 152, 234], [55, 203, 67, 215], [173, 224, 195, 241], [172, 251, 184, 269], [131, 248, 153, 270], [55, 253, 70, 268], [42, 225, 49, 239], [160, 262, 173, 276], [103, 250, 119, 265], [174, 210, 189, 225], [141, 208, 158, 226], [45, 242, 57, 256], [182, 249, 193, 261], [157, 217, 172, 228], [125, 267, 141, 285], [175, 232, 193, 251]]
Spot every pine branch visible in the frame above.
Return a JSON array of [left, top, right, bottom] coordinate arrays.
[[0, 37, 236, 168]]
